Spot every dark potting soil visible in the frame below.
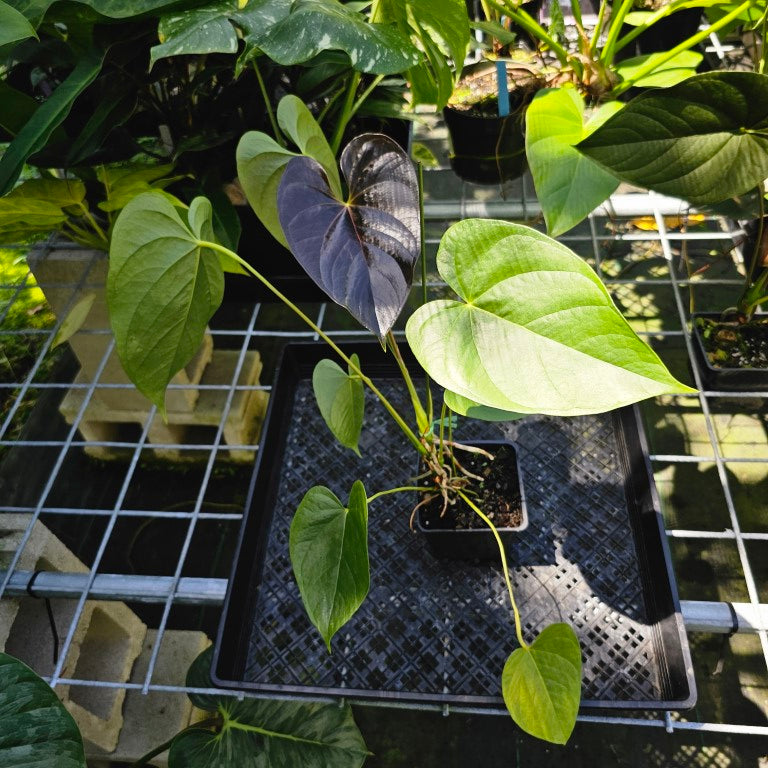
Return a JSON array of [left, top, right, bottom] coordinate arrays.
[[696, 316, 768, 369], [448, 68, 542, 118], [419, 444, 523, 530]]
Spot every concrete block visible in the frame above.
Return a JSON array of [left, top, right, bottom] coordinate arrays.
[[87, 630, 210, 768], [60, 350, 269, 462]]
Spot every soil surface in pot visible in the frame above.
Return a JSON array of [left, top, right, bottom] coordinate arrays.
[[448, 67, 542, 118], [696, 316, 768, 369], [419, 444, 523, 530]]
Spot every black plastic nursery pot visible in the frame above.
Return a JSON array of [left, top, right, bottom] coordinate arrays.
[[415, 439, 529, 562], [691, 312, 768, 391], [213, 341, 695, 711]]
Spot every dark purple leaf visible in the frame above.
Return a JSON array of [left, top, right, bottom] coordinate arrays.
[[278, 134, 420, 338]]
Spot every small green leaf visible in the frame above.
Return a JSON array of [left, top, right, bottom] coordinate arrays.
[[0, 1, 37, 47], [444, 390, 525, 422], [97, 163, 183, 212], [52, 291, 96, 348], [108, 192, 224, 415], [405, 219, 695, 416], [526, 88, 621, 236], [502, 623, 582, 745], [0, 652, 86, 768], [411, 142, 439, 167], [614, 50, 702, 88], [290, 482, 370, 651], [313, 354, 364, 455], [578, 71, 768, 206]]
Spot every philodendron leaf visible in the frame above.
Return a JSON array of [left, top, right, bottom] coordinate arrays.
[[526, 88, 621, 236], [278, 134, 420, 338], [578, 71, 768, 206], [290, 481, 369, 651], [0, 1, 37, 47], [405, 219, 694, 416], [444, 390, 525, 422], [108, 193, 224, 415], [0, 652, 86, 768], [313, 354, 365, 455], [614, 50, 702, 89], [502, 623, 582, 745], [236, 95, 340, 248], [176, 647, 369, 768]]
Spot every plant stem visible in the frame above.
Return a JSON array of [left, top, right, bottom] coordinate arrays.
[[417, 162, 434, 425], [330, 71, 362, 156], [367, 485, 431, 504], [131, 716, 221, 767], [600, 0, 635, 66], [387, 331, 430, 435], [589, 0, 609, 55], [349, 74, 385, 122], [458, 491, 528, 649], [610, 0, 757, 96], [252, 60, 284, 147], [741, 185, 765, 310], [78, 203, 109, 248], [198, 240, 425, 454]]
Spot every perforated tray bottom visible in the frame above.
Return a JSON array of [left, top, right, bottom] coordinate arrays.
[[214, 343, 694, 710]]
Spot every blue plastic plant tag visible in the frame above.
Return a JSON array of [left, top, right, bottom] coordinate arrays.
[[496, 60, 510, 117]]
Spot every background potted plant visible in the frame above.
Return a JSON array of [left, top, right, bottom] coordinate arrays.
[[105, 92, 693, 742]]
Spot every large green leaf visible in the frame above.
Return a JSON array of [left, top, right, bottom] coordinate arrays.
[[0, 47, 104, 195], [108, 193, 224, 415], [378, 0, 469, 109], [405, 219, 694, 416], [173, 647, 369, 768], [526, 88, 621, 236], [0, 653, 86, 768], [96, 163, 182, 212], [236, 95, 340, 248], [444, 390, 525, 422], [578, 71, 768, 206], [150, 0, 418, 75], [0, 0, 36, 46], [313, 355, 365, 455], [502, 623, 581, 745], [614, 50, 702, 88], [6, 0, 195, 25], [290, 482, 370, 651]]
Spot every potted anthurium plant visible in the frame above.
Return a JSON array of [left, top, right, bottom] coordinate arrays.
[[107, 89, 693, 742], [575, 70, 768, 389]]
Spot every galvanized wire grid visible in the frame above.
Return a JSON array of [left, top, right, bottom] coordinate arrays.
[[2, 32, 768, 749]]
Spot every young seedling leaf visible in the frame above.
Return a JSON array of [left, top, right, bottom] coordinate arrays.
[[502, 623, 582, 745], [278, 133, 420, 338], [313, 354, 365, 455], [237, 96, 341, 247], [578, 71, 768, 206], [290, 481, 370, 651], [444, 390, 525, 422], [108, 192, 224, 416], [405, 219, 695, 416], [526, 88, 621, 236], [0, 653, 86, 768], [177, 647, 369, 768]]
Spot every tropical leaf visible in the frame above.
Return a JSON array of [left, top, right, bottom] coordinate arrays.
[[405, 219, 695, 416], [578, 71, 768, 206], [108, 193, 224, 415], [502, 623, 582, 745], [290, 482, 369, 651], [313, 355, 365, 455], [526, 87, 621, 236], [0, 1, 36, 47], [0, 652, 86, 768], [614, 50, 702, 88], [278, 134, 420, 338], [443, 390, 525, 421]]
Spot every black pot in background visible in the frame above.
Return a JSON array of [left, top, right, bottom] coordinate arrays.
[[415, 439, 529, 561], [443, 102, 528, 185], [691, 312, 768, 391], [619, 7, 703, 58]]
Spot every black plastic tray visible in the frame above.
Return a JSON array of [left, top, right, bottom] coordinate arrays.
[[213, 342, 696, 711]]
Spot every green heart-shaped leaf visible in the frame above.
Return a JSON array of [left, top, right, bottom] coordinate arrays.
[[290, 481, 370, 651], [0, 1, 37, 47], [578, 71, 768, 205], [0, 652, 86, 768], [526, 87, 621, 236], [405, 219, 694, 416], [502, 623, 582, 745], [176, 647, 369, 768], [108, 193, 224, 415], [313, 354, 365, 455], [444, 390, 525, 422], [614, 50, 702, 89]]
